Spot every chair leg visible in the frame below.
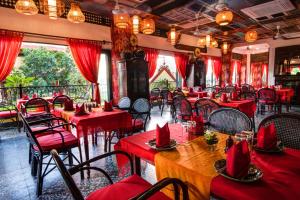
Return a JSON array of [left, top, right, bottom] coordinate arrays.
[[161, 103, 165, 116], [29, 145, 32, 164], [31, 154, 38, 176], [36, 154, 43, 196], [68, 149, 73, 166]]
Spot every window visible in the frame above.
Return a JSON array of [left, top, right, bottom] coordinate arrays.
[[150, 54, 178, 90], [98, 53, 110, 103], [206, 59, 216, 86], [232, 62, 238, 85]]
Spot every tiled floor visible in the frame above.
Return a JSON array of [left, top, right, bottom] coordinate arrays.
[[0, 106, 299, 200]]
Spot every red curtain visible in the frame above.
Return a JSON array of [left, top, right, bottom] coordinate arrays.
[[262, 63, 268, 85], [67, 39, 102, 104], [144, 48, 159, 78], [212, 57, 222, 84], [174, 53, 189, 87], [0, 30, 23, 82]]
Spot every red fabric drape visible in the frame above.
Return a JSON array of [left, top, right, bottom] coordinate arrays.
[[144, 48, 159, 78], [67, 39, 102, 104], [0, 30, 23, 82], [174, 53, 189, 87], [212, 57, 222, 83], [251, 62, 263, 89]]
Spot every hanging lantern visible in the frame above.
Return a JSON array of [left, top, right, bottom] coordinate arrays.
[[132, 15, 140, 34], [222, 42, 229, 54], [170, 26, 176, 45], [211, 39, 218, 48], [216, 10, 233, 26], [15, 0, 38, 15], [67, 2, 85, 23], [206, 35, 211, 47], [245, 30, 258, 43], [40, 0, 65, 20], [114, 12, 130, 29], [197, 37, 206, 48], [142, 18, 155, 34]]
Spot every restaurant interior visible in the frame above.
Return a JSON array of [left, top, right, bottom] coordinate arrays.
[[0, 0, 300, 199]]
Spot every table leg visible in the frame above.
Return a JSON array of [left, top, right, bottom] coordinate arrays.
[[83, 134, 90, 177], [134, 156, 141, 176]]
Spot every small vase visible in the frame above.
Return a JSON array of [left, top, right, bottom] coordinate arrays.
[[208, 143, 217, 151]]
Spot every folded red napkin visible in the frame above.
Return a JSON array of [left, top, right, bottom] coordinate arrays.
[[156, 123, 170, 148], [210, 92, 216, 99], [256, 123, 277, 150], [191, 114, 204, 135], [32, 93, 38, 98], [75, 104, 87, 116], [226, 140, 250, 178], [53, 91, 57, 97], [58, 91, 64, 96], [104, 101, 113, 111], [189, 87, 194, 93], [231, 91, 238, 100], [198, 86, 202, 92], [220, 93, 228, 102], [22, 94, 29, 100], [64, 99, 74, 111]]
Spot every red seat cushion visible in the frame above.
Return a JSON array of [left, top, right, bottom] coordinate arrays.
[[0, 110, 17, 118], [86, 174, 171, 200], [132, 119, 144, 130], [33, 130, 78, 151]]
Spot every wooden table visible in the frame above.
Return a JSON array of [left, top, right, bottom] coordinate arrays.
[[117, 123, 199, 175]]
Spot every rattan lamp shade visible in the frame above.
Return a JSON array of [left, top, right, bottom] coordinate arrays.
[[114, 13, 130, 29], [39, 0, 65, 20], [142, 18, 155, 34], [216, 10, 233, 26], [197, 37, 206, 48], [67, 2, 85, 23], [245, 30, 258, 43], [15, 0, 38, 15], [132, 15, 140, 34]]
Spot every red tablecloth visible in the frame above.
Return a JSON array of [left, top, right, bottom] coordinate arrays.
[[16, 97, 54, 110], [58, 108, 132, 138], [117, 123, 198, 163], [211, 148, 300, 200], [187, 97, 256, 118], [276, 88, 294, 103]]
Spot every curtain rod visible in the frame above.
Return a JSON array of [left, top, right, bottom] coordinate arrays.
[[1, 28, 111, 44]]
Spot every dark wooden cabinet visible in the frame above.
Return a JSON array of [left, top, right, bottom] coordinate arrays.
[[117, 56, 149, 102]]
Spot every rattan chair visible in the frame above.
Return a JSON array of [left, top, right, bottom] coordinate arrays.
[[225, 85, 236, 93], [22, 97, 50, 117], [51, 150, 189, 200], [257, 88, 278, 114], [52, 95, 71, 109], [239, 91, 257, 101], [131, 98, 151, 132], [117, 97, 131, 111], [173, 98, 193, 122], [160, 88, 172, 116], [208, 108, 252, 135], [21, 114, 83, 196], [258, 113, 300, 150], [150, 88, 162, 109], [194, 99, 220, 123]]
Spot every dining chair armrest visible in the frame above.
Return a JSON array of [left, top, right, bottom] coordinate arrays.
[[130, 178, 189, 200], [68, 150, 134, 177]]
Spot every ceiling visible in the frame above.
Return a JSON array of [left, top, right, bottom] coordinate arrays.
[[73, 0, 300, 44], [1, 0, 300, 45]]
